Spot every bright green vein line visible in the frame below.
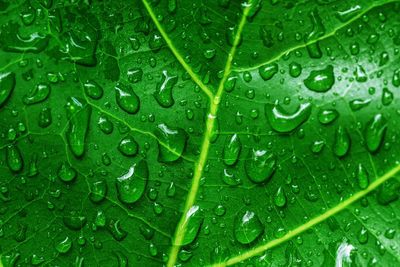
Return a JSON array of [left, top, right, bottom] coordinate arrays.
[[141, 0, 214, 100], [209, 162, 400, 267], [232, 0, 399, 73]]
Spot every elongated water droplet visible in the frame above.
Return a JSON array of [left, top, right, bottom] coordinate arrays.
[[381, 88, 393, 106], [115, 82, 140, 114], [113, 251, 128, 267], [358, 227, 368, 244], [365, 114, 387, 153], [303, 65, 334, 92], [356, 163, 369, 189], [265, 102, 311, 133], [274, 186, 287, 207], [333, 126, 350, 157], [118, 135, 138, 157], [22, 84, 50, 105], [6, 145, 23, 172], [318, 108, 338, 125], [234, 210, 263, 244], [65, 97, 91, 157], [38, 107, 52, 128], [245, 148, 276, 183], [84, 80, 103, 100], [89, 179, 107, 203], [180, 205, 203, 246], [259, 63, 278, 80], [336, 5, 361, 22], [154, 123, 188, 162], [116, 160, 148, 204], [311, 140, 325, 153], [223, 134, 241, 166], [0, 72, 16, 107], [354, 65, 367, 82], [153, 70, 177, 108], [349, 99, 370, 111]]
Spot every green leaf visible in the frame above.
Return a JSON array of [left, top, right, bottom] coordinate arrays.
[[1, 0, 400, 266]]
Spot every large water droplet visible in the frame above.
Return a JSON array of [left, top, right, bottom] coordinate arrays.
[[57, 162, 77, 183], [89, 179, 107, 203], [106, 219, 128, 241], [63, 211, 87, 230], [259, 63, 278, 80], [265, 101, 312, 133], [180, 205, 203, 246], [303, 65, 334, 92], [84, 80, 103, 100], [223, 134, 241, 166], [118, 135, 138, 157], [333, 126, 350, 157], [6, 145, 23, 172], [153, 70, 177, 108], [318, 108, 338, 125], [365, 114, 387, 153], [356, 163, 369, 189], [115, 82, 140, 114], [234, 210, 263, 244], [116, 160, 148, 204], [65, 97, 91, 157], [55, 236, 72, 253], [0, 72, 16, 107], [22, 84, 50, 105], [245, 148, 276, 183], [154, 123, 188, 162]]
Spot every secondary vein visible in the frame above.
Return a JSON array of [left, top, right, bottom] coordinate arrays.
[[141, 0, 214, 100]]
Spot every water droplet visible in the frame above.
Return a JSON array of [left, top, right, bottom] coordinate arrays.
[[98, 115, 113, 134], [356, 163, 369, 189], [333, 126, 350, 157], [223, 134, 241, 166], [6, 145, 23, 172], [153, 70, 177, 108], [245, 148, 276, 183], [318, 108, 338, 125], [358, 227, 368, 244], [65, 97, 91, 157], [303, 65, 334, 92], [349, 99, 371, 111], [336, 5, 361, 22], [381, 88, 393, 106], [258, 63, 278, 81], [116, 160, 148, 204], [23, 84, 50, 105], [0, 72, 16, 107], [57, 162, 77, 183], [365, 114, 387, 153], [89, 179, 107, 203], [63, 211, 87, 230], [166, 182, 176, 197], [311, 140, 325, 153], [289, 62, 302, 77], [274, 186, 287, 207], [127, 68, 143, 84], [265, 101, 312, 133], [55, 236, 72, 253], [84, 80, 103, 100], [115, 82, 140, 114], [377, 180, 399, 205], [234, 210, 263, 244], [354, 65, 367, 82], [180, 206, 203, 246], [222, 168, 242, 186], [38, 107, 52, 128], [118, 135, 138, 157], [106, 219, 128, 241], [113, 250, 128, 267], [154, 123, 188, 162]]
